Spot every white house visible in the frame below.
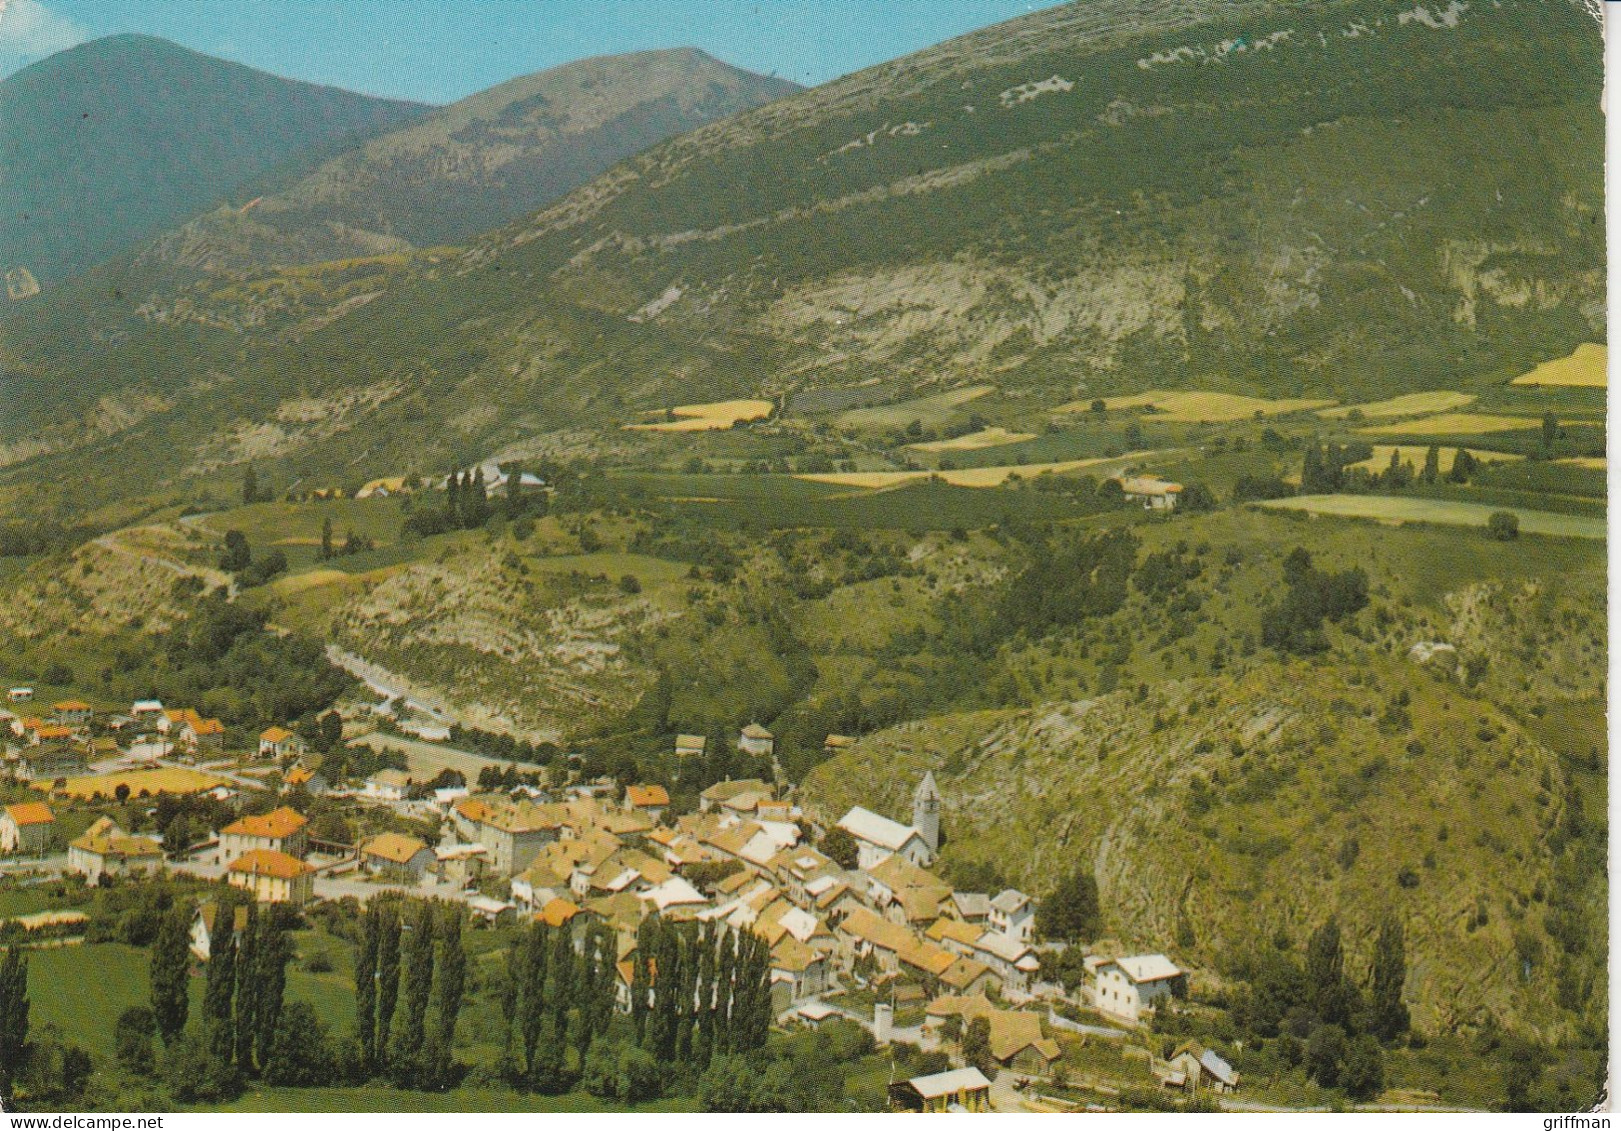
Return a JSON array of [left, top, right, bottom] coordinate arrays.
[[258, 726, 307, 761], [836, 806, 934, 870], [1115, 475, 1183, 510], [738, 724, 774, 758], [8, 688, 34, 703], [988, 889, 1035, 942], [1093, 954, 1186, 1024]]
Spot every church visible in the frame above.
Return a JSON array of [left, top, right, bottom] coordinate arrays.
[[836, 771, 943, 870]]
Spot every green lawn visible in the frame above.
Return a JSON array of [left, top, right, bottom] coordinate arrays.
[[27, 935, 357, 1060]]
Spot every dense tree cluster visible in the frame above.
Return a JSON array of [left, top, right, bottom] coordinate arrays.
[[1260, 548, 1369, 655], [999, 527, 1140, 639], [1229, 916, 1408, 1100]]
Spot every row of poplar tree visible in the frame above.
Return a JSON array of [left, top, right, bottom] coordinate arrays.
[[487, 910, 774, 1094], [142, 896, 314, 1088], [353, 899, 468, 1090]]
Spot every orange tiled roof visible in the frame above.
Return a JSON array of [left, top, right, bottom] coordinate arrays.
[[4, 801, 54, 826], [228, 849, 313, 880], [625, 784, 670, 808], [222, 806, 307, 840], [260, 726, 296, 743], [52, 700, 91, 712], [536, 897, 582, 928], [361, 832, 429, 865], [189, 718, 225, 736], [36, 725, 73, 740]]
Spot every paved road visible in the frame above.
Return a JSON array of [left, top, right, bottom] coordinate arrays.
[[325, 646, 457, 723]]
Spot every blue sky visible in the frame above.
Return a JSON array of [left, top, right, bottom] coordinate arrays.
[[0, 0, 1063, 102]]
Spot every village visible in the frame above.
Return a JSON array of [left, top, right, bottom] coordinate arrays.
[[0, 692, 1236, 1113]]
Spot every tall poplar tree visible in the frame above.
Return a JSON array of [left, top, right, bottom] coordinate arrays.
[[392, 902, 437, 1083], [151, 905, 191, 1044], [255, 907, 290, 1071], [374, 904, 403, 1071], [355, 903, 381, 1071], [0, 947, 28, 1101], [519, 922, 550, 1086], [430, 905, 467, 1087], [233, 902, 260, 1070], [1369, 916, 1410, 1041], [205, 901, 239, 1061]]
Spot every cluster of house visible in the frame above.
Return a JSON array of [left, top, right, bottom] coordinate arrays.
[[342, 461, 546, 500], [0, 698, 236, 783]]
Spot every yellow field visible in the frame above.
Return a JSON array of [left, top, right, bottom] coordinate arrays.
[[1557, 457, 1608, 471], [908, 427, 1036, 452], [1355, 413, 1537, 436], [624, 399, 774, 432], [1319, 391, 1476, 419], [796, 453, 1145, 489], [1056, 390, 1336, 422], [1347, 445, 1522, 474], [40, 767, 225, 800], [1510, 343, 1607, 387]]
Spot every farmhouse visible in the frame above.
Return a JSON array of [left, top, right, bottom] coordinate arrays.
[[7, 688, 33, 703], [674, 734, 707, 758], [837, 806, 934, 870], [219, 806, 309, 866], [738, 723, 775, 758], [130, 699, 165, 723], [1094, 954, 1186, 1023], [258, 726, 307, 760], [359, 832, 434, 881], [1116, 474, 1183, 510], [888, 1067, 992, 1113], [1160, 1043, 1241, 1094], [228, 849, 315, 905], [68, 818, 164, 883], [0, 801, 55, 854]]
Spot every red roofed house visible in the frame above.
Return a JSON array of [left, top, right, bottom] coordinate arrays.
[[258, 726, 307, 761], [0, 801, 56, 854], [227, 850, 315, 905], [623, 784, 669, 821], [219, 806, 309, 866]]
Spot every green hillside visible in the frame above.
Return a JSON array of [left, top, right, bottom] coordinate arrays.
[[136, 48, 800, 275], [0, 34, 428, 285], [0, 0, 1602, 526]]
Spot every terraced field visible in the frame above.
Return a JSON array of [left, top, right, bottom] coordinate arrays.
[[796, 452, 1146, 488], [1346, 445, 1522, 474], [832, 384, 993, 430], [909, 426, 1035, 452]]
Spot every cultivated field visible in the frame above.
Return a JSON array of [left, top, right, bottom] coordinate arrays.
[[1355, 412, 1537, 436], [1256, 494, 1605, 539], [623, 399, 774, 431], [1346, 445, 1522, 474], [908, 426, 1035, 451], [1057, 390, 1335, 421], [833, 384, 993, 430], [1510, 343, 1607, 387], [1558, 457, 1608, 470], [39, 767, 226, 800], [1320, 391, 1476, 419], [796, 452, 1145, 489]]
